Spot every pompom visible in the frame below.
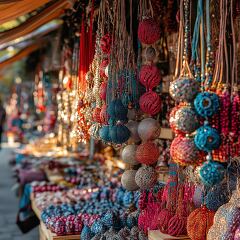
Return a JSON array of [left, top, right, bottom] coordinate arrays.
[[138, 18, 160, 44], [200, 161, 225, 187], [121, 145, 139, 165], [187, 206, 215, 240], [108, 99, 128, 121], [135, 166, 157, 190], [194, 92, 220, 117], [92, 108, 102, 123], [170, 77, 200, 103], [138, 118, 160, 142], [168, 215, 187, 236], [109, 125, 130, 144], [126, 120, 141, 143], [139, 65, 161, 90], [158, 209, 174, 233], [194, 125, 221, 152], [136, 142, 160, 165], [100, 82, 107, 101], [100, 59, 109, 79], [121, 170, 139, 191], [100, 33, 112, 54], [99, 125, 111, 142], [139, 91, 161, 115], [100, 104, 109, 125], [170, 136, 205, 166], [170, 105, 199, 135]]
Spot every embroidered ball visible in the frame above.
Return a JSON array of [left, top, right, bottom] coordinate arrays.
[[169, 77, 200, 103], [92, 108, 102, 123], [194, 92, 220, 117], [108, 99, 128, 121], [170, 136, 205, 166], [139, 91, 161, 115], [187, 206, 215, 240], [144, 46, 157, 62], [121, 170, 139, 191], [121, 144, 139, 165], [100, 59, 109, 79], [100, 33, 112, 54], [158, 209, 174, 233], [126, 120, 141, 143], [136, 142, 160, 165], [138, 118, 160, 142], [135, 166, 157, 190], [139, 65, 161, 90], [109, 125, 130, 144], [200, 161, 225, 187], [100, 81, 107, 101], [138, 18, 160, 44], [169, 105, 199, 135], [168, 215, 187, 236], [194, 125, 221, 152], [100, 104, 109, 125], [99, 125, 111, 142]]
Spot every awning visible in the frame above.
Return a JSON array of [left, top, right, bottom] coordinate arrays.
[[0, 0, 72, 45]]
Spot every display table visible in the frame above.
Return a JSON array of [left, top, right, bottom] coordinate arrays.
[[31, 196, 80, 240], [148, 230, 190, 240]]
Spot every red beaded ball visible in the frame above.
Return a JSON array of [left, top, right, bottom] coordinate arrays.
[[138, 18, 160, 44], [100, 104, 109, 125], [139, 91, 161, 115], [136, 141, 160, 165], [92, 108, 101, 123], [100, 81, 107, 101], [139, 64, 161, 90]]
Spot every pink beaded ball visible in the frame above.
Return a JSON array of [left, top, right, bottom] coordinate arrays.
[[139, 65, 161, 90], [139, 91, 161, 115]]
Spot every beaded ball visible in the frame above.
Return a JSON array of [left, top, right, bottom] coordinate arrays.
[[200, 160, 225, 187], [187, 206, 215, 240], [121, 170, 139, 191], [99, 125, 111, 142], [170, 136, 205, 166], [138, 18, 160, 44], [108, 99, 128, 121], [138, 118, 160, 142], [169, 105, 199, 135], [121, 144, 139, 165], [136, 142, 160, 165], [135, 166, 157, 190], [194, 125, 221, 152], [100, 81, 107, 101], [80, 225, 94, 240], [168, 215, 187, 236], [139, 65, 161, 90], [139, 91, 161, 116], [158, 209, 174, 233], [91, 220, 107, 235], [100, 59, 109, 79], [126, 120, 141, 143], [100, 33, 112, 54], [100, 104, 109, 125], [194, 92, 220, 117], [109, 125, 130, 144], [169, 77, 200, 103]]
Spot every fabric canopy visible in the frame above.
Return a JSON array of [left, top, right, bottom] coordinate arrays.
[[0, 0, 72, 45]]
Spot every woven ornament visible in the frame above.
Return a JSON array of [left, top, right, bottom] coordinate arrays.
[[138, 118, 160, 142], [169, 77, 200, 103], [138, 18, 160, 44], [194, 125, 221, 152], [136, 142, 160, 165], [99, 125, 111, 142], [170, 136, 205, 166], [109, 125, 130, 144], [121, 144, 139, 165], [121, 170, 139, 191], [169, 105, 199, 135], [126, 120, 141, 143], [144, 46, 157, 62], [100, 104, 109, 125], [139, 91, 161, 115], [100, 81, 107, 101], [100, 33, 112, 54], [135, 166, 157, 190], [200, 160, 225, 187], [139, 65, 161, 90], [108, 99, 128, 121], [158, 209, 174, 233], [194, 92, 219, 117], [187, 206, 215, 240], [92, 108, 102, 123], [100, 59, 109, 79]]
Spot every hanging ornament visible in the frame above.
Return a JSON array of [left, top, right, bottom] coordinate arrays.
[[136, 142, 160, 165], [135, 166, 157, 190], [169, 105, 199, 135], [194, 125, 221, 152], [121, 144, 139, 165], [126, 120, 141, 143], [108, 99, 128, 121], [187, 206, 215, 240], [99, 125, 111, 142], [100, 33, 112, 55], [139, 91, 161, 115], [121, 170, 140, 191], [109, 124, 130, 144], [138, 118, 160, 142], [158, 209, 174, 233], [100, 104, 109, 125], [139, 65, 161, 90]]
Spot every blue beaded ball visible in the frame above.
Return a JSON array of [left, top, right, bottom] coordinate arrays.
[[80, 225, 94, 240], [101, 210, 118, 228], [194, 92, 219, 117], [109, 125, 130, 144], [194, 125, 221, 152], [108, 99, 128, 121], [91, 220, 107, 235], [200, 161, 225, 187], [99, 126, 111, 142]]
